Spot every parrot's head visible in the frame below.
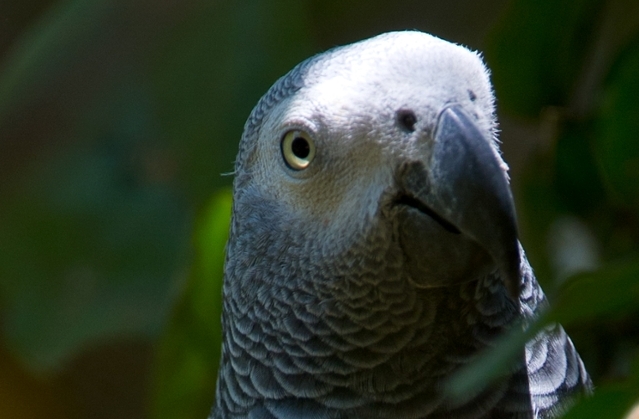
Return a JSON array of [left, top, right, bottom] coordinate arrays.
[[232, 31, 520, 298]]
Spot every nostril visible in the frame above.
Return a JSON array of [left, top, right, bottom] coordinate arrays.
[[397, 109, 417, 132]]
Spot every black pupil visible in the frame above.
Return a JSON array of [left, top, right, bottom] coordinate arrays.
[[291, 137, 310, 159]]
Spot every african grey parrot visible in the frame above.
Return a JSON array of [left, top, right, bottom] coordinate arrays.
[[210, 31, 591, 419]]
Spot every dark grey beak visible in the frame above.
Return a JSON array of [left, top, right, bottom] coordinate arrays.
[[432, 106, 520, 298], [409, 105, 521, 298]]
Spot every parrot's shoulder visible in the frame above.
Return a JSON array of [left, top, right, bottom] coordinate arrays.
[[518, 253, 548, 320], [518, 252, 593, 417]]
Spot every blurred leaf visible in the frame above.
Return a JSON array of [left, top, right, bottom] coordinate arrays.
[[150, 0, 315, 205], [0, 345, 76, 419], [517, 150, 564, 285], [594, 40, 639, 208], [550, 260, 639, 325], [0, 86, 190, 371], [486, 0, 603, 116], [443, 317, 546, 400], [562, 356, 639, 419], [562, 385, 636, 419], [554, 121, 607, 214], [0, 0, 199, 376], [150, 189, 231, 419], [446, 259, 639, 403], [0, 0, 114, 121]]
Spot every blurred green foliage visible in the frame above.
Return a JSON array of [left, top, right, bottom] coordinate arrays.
[[151, 190, 231, 419], [481, 0, 639, 416], [487, 0, 603, 116], [596, 40, 639, 208], [0, 0, 638, 418]]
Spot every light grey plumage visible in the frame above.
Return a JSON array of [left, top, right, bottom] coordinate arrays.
[[211, 31, 591, 419]]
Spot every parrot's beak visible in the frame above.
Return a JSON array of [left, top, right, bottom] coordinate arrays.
[[397, 105, 521, 299]]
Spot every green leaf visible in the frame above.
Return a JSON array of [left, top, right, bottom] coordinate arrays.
[[595, 41, 639, 208], [0, 0, 196, 372], [0, 142, 190, 371], [550, 261, 639, 325], [554, 121, 607, 215], [562, 356, 639, 419], [445, 259, 639, 404], [149, 189, 232, 419], [485, 0, 602, 116], [443, 317, 547, 401]]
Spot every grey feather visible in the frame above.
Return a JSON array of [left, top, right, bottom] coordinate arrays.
[[210, 31, 591, 419]]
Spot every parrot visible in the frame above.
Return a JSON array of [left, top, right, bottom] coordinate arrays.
[[210, 31, 592, 419]]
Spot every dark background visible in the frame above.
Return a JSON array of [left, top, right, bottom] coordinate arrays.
[[0, 0, 638, 418]]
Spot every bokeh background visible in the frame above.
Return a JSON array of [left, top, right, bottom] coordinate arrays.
[[1, 0, 638, 418]]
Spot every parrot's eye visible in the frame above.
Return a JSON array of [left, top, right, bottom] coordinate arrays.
[[281, 130, 316, 170]]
